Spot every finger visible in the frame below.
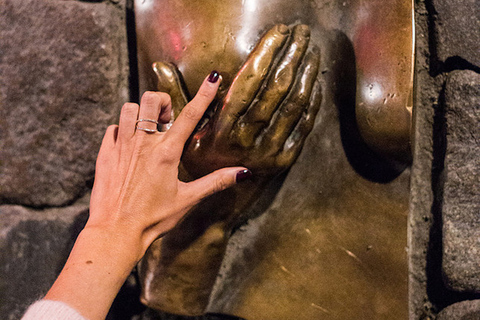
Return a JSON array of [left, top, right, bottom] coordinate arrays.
[[94, 125, 119, 188], [100, 124, 119, 151], [165, 72, 221, 145], [215, 24, 290, 139], [153, 62, 189, 121], [137, 91, 172, 133], [234, 25, 311, 148], [277, 78, 322, 168], [118, 103, 139, 142], [181, 167, 252, 204], [261, 48, 320, 156]]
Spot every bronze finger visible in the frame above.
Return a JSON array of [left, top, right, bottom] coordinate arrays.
[[276, 74, 322, 168], [261, 48, 320, 156], [233, 24, 311, 148], [153, 62, 189, 119], [214, 24, 290, 140]]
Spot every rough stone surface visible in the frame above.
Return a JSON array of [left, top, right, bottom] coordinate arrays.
[[0, 0, 129, 207], [442, 70, 480, 293], [0, 197, 89, 320], [410, 2, 480, 318], [409, 2, 444, 318], [437, 300, 480, 320], [433, 0, 480, 66]]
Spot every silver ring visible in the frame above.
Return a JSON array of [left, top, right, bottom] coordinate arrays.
[[136, 118, 159, 133], [136, 118, 158, 124], [136, 127, 158, 133]]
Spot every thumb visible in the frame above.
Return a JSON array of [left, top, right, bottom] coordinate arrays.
[[182, 168, 253, 203]]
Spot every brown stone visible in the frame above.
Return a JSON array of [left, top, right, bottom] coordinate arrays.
[[0, 0, 129, 207]]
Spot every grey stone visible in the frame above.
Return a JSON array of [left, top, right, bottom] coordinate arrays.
[[0, 0, 129, 207], [442, 70, 480, 293], [433, 0, 480, 66], [437, 300, 480, 320], [0, 196, 89, 320]]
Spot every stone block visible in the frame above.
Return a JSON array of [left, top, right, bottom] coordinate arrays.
[[0, 0, 129, 207], [433, 0, 480, 66], [0, 197, 89, 320], [436, 300, 480, 320], [442, 70, 480, 292]]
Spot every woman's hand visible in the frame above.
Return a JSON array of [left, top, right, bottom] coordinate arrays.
[[44, 74, 248, 320], [87, 74, 248, 260]]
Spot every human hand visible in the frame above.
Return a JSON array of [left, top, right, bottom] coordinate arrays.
[[154, 24, 322, 181], [44, 74, 249, 320], [86, 74, 248, 261]]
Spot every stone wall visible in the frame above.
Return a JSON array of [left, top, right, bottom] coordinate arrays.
[[0, 0, 131, 318], [409, 0, 480, 318], [0, 0, 130, 207], [0, 0, 478, 319]]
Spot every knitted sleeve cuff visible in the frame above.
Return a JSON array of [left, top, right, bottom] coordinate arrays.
[[21, 300, 87, 320]]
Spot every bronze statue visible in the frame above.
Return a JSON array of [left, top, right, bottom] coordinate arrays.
[[135, 0, 413, 318]]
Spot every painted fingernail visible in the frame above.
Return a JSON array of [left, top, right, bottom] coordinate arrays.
[[236, 169, 253, 183], [208, 70, 220, 83]]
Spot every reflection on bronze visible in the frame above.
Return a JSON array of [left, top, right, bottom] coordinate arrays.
[[135, 0, 413, 318], [350, 0, 414, 163]]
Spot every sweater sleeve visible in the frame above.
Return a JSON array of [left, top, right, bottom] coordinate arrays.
[[21, 300, 87, 320]]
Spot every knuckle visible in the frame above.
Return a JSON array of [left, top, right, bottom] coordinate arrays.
[[106, 124, 118, 132], [142, 91, 159, 104], [182, 105, 202, 121], [276, 153, 293, 169], [142, 91, 172, 107], [213, 175, 229, 193], [272, 79, 292, 96], [159, 143, 179, 162], [297, 93, 310, 105], [158, 92, 172, 105], [197, 88, 213, 102], [121, 103, 139, 116]]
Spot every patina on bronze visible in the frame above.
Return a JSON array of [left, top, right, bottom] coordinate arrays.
[[135, 0, 413, 318]]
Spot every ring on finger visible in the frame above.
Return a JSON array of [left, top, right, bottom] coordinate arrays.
[[136, 118, 159, 125], [136, 127, 158, 133], [136, 118, 159, 133]]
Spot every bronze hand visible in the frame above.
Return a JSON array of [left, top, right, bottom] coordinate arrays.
[[139, 24, 321, 316]]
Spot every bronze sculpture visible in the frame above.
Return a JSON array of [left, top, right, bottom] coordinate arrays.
[[135, 0, 413, 318]]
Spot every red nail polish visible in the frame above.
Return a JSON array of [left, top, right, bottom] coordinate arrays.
[[236, 169, 253, 183], [208, 70, 220, 83]]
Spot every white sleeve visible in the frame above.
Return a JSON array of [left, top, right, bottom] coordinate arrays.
[[21, 300, 87, 320]]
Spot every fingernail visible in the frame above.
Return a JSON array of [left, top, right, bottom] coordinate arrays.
[[208, 70, 220, 83], [295, 24, 311, 37], [277, 24, 289, 35], [236, 169, 253, 183]]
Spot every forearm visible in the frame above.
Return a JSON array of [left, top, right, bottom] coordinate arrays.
[[45, 225, 141, 320]]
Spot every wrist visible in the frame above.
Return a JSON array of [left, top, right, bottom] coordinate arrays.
[[80, 222, 144, 264], [45, 225, 142, 320]]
